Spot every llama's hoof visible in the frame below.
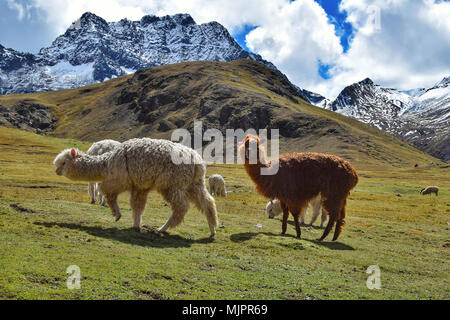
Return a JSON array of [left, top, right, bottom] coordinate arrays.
[[131, 226, 140, 232], [209, 233, 215, 239], [90, 200, 96, 204], [316, 237, 323, 241], [115, 215, 121, 222]]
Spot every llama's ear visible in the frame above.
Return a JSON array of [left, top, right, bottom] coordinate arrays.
[[71, 148, 77, 158], [238, 140, 243, 147]]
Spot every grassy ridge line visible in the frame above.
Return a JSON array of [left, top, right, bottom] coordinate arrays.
[[0, 126, 449, 299], [0, 60, 444, 170]]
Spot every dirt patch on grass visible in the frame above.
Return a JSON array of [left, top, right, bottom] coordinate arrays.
[[10, 203, 35, 213], [136, 289, 165, 300]]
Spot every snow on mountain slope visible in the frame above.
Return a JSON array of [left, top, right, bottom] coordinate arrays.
[[320, 77, 450, 161], [0, 12, 276, 95], [299, 88, 332, 109]]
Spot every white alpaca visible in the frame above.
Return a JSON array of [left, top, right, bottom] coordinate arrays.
[[86, 139, 121, 206], [208, 174, 227, 197], [266, 196, 328, 227], [53, 137, 219, 237]]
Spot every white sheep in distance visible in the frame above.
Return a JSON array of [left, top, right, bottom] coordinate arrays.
[[420, 186, 439, 196], [86, 139, 121, 206], [266, 195, 328, 227], [208, 174, 227, 197], [53, 137, 219, 238]]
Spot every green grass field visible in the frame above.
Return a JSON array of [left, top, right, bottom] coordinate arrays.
[[0, 126, 449, 299]]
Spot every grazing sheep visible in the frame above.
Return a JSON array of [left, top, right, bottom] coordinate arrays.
[[420, 186, 439, 196], [240, 134, 358, 241], [86, 139, 121, 206], [208, 174, 227, 197], [266, 196, 328, 227], [53, 138, 219, 238]]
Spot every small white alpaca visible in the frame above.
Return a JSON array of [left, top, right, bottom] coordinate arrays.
[[86, 139, 121, 206], [420, 186, 439, 196], [208, 174, 227, 197], [266, 195, 328, 227], [53, 137, 219, 237]]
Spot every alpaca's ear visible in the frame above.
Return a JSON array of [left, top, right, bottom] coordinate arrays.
[[71, 148, 77, 158]]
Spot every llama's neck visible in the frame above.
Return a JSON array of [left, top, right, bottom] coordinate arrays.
[[244, 161, 275, 199], [67, 154, 109, 182]]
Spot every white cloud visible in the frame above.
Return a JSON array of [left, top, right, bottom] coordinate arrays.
[[317, 0, 450, 97], [245, 0, 342, 94], [10, 0, 450, 98], [7, 0, 25, 20]]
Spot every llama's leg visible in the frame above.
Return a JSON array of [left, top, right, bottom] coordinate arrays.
[[300, 205, 307, 225], [105, 193, 122, 221], [97, 183, 106, 206], [318, 213, 336, 241], [99, 194, 105, 206], [309, 198, 322, 227], [187, 184, 218, 238], [320, 209, 328, 228], [157, 189, 190, 234], [292, 210, 302, 238], [129, 188, 149, 230], [88, 183, 96, 204], [332, 201, 347, 241], [318, 198, 339, 241], [280, 201, 289, 235]]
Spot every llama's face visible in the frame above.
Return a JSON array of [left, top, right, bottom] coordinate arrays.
[[239, 134, 262, 163], [53, 148, 77, 176]]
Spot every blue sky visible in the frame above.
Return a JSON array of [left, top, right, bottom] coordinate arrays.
[[0, 1, 51, 53], [1, 0, 450, 97]]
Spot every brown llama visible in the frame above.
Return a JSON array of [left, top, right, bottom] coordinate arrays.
[[239, 134, 358, 241]]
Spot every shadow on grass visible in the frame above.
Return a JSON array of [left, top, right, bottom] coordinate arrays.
[[230, 231, 355, 250], [34, 222, 214, 248]]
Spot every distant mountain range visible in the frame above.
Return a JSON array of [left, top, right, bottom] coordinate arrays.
[[306, 77, 449, 161], [0, 12, 448, 161], [0, 12, 277, 94]]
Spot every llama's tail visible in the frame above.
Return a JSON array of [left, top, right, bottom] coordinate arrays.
[[187, 164, 219, 238]]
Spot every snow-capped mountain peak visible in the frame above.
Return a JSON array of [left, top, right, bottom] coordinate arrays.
[[0, 12, 275, 95], [435, 76, 450, 87], [313, 76, 449, 160]]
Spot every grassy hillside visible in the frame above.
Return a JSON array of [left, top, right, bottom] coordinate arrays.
[[0, 59, 444, 170], [0, 127, 448, 299]]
